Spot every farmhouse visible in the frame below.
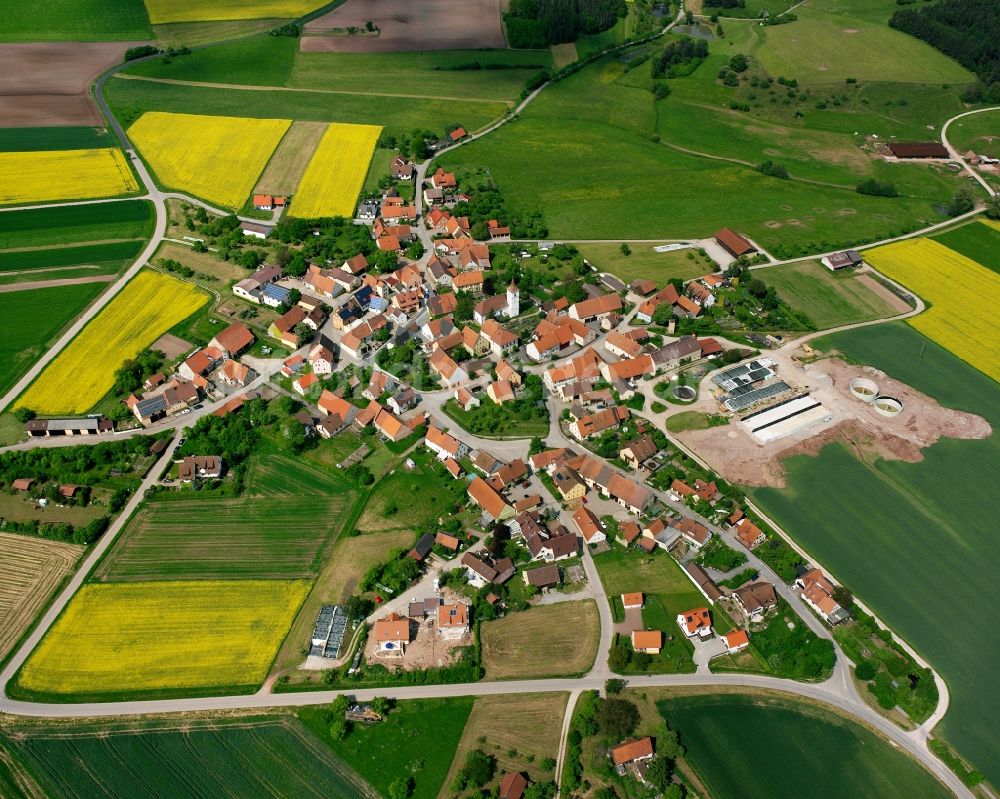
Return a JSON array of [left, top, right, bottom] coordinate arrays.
[[25, 417, 114, 437], [822, 250, 864, 271], [568, 293, 622, 323]]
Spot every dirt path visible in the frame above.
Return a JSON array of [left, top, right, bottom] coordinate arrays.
[[113, 73, 514, 106], [0, 238, 142, 255], [0, 274, 115, 293]]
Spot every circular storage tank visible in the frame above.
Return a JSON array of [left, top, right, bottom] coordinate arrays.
[[850, 377, 879, 402], [873, 396, 903, 417], [673, 386, 696, 401]]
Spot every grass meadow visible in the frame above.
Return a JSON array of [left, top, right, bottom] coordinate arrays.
[[660, 693, 951, 799], [300, 698, 473, 799], [751, 322, 1000, 787], [947, 110, 1000, 160], [481, 601, 600, 679], [576, 243, 712, 284], [14, 580, 310, 699], [760, 260, 901, 328], [0, 717, 370, 799], [931, 220, 1000, 275], [0, 282, 108, 398], [0, 0, 151, 41], [0, 201, 154, 249]]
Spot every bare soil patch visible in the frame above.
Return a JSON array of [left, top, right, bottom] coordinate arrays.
[[678, 354, 991, 488], [302, 0, 505, 52], [854, 273, 911, 314], [151, 332, 193, 359], [0, 42, 145, 127]]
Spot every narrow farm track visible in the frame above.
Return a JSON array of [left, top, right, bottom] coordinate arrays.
[[0, 274, 115, 293]]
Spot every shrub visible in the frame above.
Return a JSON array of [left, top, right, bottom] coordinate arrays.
[[855, 660, 876, 681], [857, 179, 899, 197]]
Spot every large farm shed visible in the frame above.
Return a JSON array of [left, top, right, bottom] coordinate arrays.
[[714, 228, 757, 258], [887, 142, 949, 159], [740, 394, 832, 443]]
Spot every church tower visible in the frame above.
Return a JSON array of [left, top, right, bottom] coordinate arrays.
[[506, 280, 520, 318]]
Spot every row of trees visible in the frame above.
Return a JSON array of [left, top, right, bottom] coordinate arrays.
[[651, 37, 708, 79]]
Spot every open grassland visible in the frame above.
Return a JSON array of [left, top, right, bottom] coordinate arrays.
[[0, 0, 151, 41], [0, 126, 112, 152], [152, 241, 246, 282], [593, 547, 694, 597], [440, 693, 567, 794], [760, 260, 901, 328], [143, 0, 325, 24], [300, 698, 472, 799], [1, 716, 372, 799], [948, 110, 1000, 160], [107, 77, 507, 140], [254, 120, 328, 196], [0, 201, 154, 249], [865, 238, 1000, 381], [291, 122, 381, 218], [0, 282, 108, 398], [0, 149, 138, 206], [931, 220, 1000, 275], [0, 240, 144, 273], [481, 601, 599, 679], [15, 580, 309, 699], [435, 58, 955, 255], [754, 0, 973, 85], [16, 270, 208, 414], [129, 111, 290, 209], [322, 530, 415, 604], [0, 533, 82, 664], [751, 322, 1000, 787], [660, 693, 951, 799], [576, 243, 711, 284]]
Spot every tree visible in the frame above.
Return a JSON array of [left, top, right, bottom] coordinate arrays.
[[986, 193, 1000, 220], [605, 678, 626, 695], [609, 643, 631, 673], [461, 749, 496, 787], [12, 407, 36, 423], [645, 754, 673, 790], [329, 694, 350, 739], [948, 186, 975, 216], [664, 785, 684, 799], [730, 53, 750, 72], [597, 697, 639, 739], [539, 756, 556, 771], [294, 323, 312, 347], [832, 585, 853, 609], [619, 242, 631, 256], [658, 726, 684, 760], [855, 660, 877, 681], [343, 594, 373, 621], [387, 776, 413, 799]]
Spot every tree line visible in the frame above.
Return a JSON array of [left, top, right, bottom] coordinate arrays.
[[505, 0, 628, 48]]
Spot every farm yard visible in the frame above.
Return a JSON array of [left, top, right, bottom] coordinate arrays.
[[128, 111, 290, 209], [0, 148, 138, 206], [752, 322, 1000, 787], [481, 601, 600, 679], [761, 260, 905, 328], [659, 693, 951, 799], [0, 716, 372, 799], [864, 238, 1000, 381], [15, 269, 208, 415], [289, 122, 381, 218], [14, 580, 310, 699], [0, 201, 154, 249], [0, 282, 109, 398], [0, 534, 83, 664]]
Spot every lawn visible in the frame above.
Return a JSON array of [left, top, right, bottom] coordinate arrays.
[[0, 148, 139, 206], [754, 0, 973, 85], [16, 269, 209, 415], [947, 110, 1000, 160], [0, 0, 151, 40], [0, 240, 145, 273], [931, 220, 1000, 276], [434, 58, 956, 257], [665, 411, 729, 433], [750, 322, 1000, 786], [441, 693, 567, 790], [0, 533, 82, 664], [0, 200, 154, 249], [0, 281, 108, 398], [14, 580, 309, 699], [443, 397, 550, 439], [659, 693, 951, 799], [299, 698, 473, 799], [576, 243, 711, 284], [760, 260, 901, 328], [481, 600, 600, 679], [1, 716, 371, 799], [0, 126, 113, 152], [107, 75, 508, 140], [592, 546, 694, 596], [254, 120, 328, 197]]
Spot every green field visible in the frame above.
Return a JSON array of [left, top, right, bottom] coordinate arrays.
[[0, 127, 114, 152], [750, 322, 1000, 786], [0, 717, 370, 798], [0, 201, 155, 249], [701, 0, 798, 19], [754, 0, 973, 85], [107, 75, 508, 140], [576, 243, 712, 284], [0, 0, 151, 40], [0, 282, 107, 397], [760, 260, 900, 328], [593, 546, 695, 597], [659, 693, 951, 799], [435, 57, 958, 257], [947, 110, 1000, 160], [299, 698, 474, 799], [0, 240, 145, 273], [931, 220, 1000, 275]]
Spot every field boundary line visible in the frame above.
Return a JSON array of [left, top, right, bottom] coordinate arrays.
[[113, 73, 515, 106]]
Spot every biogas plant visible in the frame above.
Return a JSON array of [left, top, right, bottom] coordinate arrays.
[[849, 377, 904, 418]]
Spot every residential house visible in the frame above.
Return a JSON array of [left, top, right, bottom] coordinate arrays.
[[429, 348, 468, 388], [733, 517, 765, 549], [610, 738, 655, 768], [428, 292, 458, 317], [631, 630, 663, 654], [178, 455, 223, 483], [373, 613, 411, 654], [178, 347, 223, 382], [486, 380, 515, 404], [317, 390, 356, 428], [604, 330, 646, 359], [438, 603, 470, 638], [619, 436, 657, 470], [220, 359, 255, 388], [462, 553, 498, 587], [618, 521, 642, 547], [363, 370, 395, 402], [435, 531, 461, 552], [569, 406, 629, 440], [734, 580, 777, 623], [431, 167, 457, 190], [425, 425, 469, 461], [523, 564, 560, 590], [388, 387, 418, 415], [268, 305, 307, 347], [722, 629, 750, 654], [454, 386, 480, 411], [308, 343, 335, 375], [479, 319, 518, 357], [796, 569, 851, 624], [391, 157, 414, 180], [495, 359, 521, 387], [373, 408, 411, 442], [677, 607, 713, 639], [499, 773, 528, 799], [452, 270, 485, 296], [209, 322, 254, 359], [467, 476, 514, 523], [675, 517, 711, 549], [572, 506, 607, 545], [551, 465, 586, 502], [635, 285, 680, 323], [650, 337, 702, 371], [693, 479, 722, 504], [622, 592, 644, 610]]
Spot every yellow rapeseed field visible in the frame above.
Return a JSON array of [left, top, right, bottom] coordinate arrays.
[[16, 270, 207, 414], [865, 238, 1000, 382], [143, 0, 325, 24], [291, 122, 382, 218], [128, 112, 291, 209], [0, 148, 138, 205], [17, 580, 309, 696]]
